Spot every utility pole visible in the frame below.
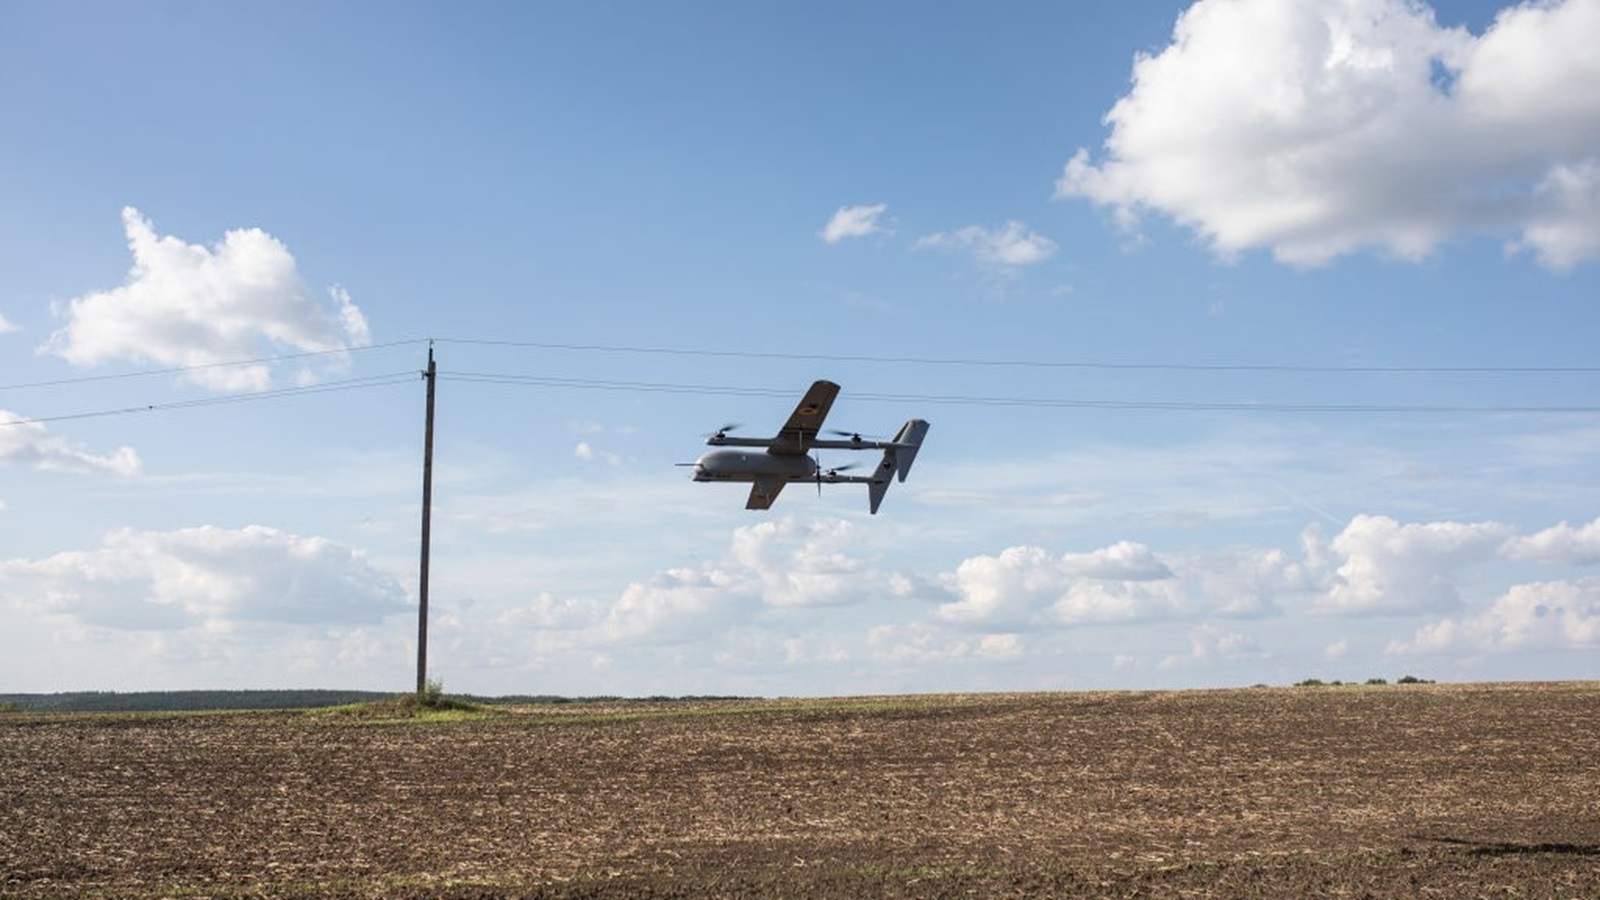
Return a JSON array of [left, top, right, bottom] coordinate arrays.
[[416, 343, 437, 694]]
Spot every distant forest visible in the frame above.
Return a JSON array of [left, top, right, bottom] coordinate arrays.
[[0, 690, 393, 712], [0, 691, 751, 713]]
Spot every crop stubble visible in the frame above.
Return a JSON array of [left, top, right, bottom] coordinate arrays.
[[2, 683, 1597, 897]]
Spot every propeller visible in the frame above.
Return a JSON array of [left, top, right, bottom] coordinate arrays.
[[704, 423, 743, 442], [826, 429, 869, 444], [814, 455, 864, 495]]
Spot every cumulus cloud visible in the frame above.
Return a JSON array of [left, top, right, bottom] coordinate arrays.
[[603, 565, 743, 643], [937, 542, 1187, 626], [0, 313, 18, 334], [1390, 577, 1600, 653], [916, 221, 1059, 266], [1502, 517, 1600, 565], [0, 525, 407, 631], [463, 519, 892, 651], [0, 410, 140, 475], [44, 208, 372, 391], [598, 517, 893, 644], [819, 203, 889, 243], [1316, 514, 1511, 615], [452, 507, 1600, 686], [1159, 624, 1268, 670], [1186, 544, 1321, 617], [867, 623, 1026, 665], [929, 514, 1600, 631], [1059, 0, 1600, 269], [1060, 540, 1174, 580], [932, 535, 1323, 630], [728, 518, 876, 608]]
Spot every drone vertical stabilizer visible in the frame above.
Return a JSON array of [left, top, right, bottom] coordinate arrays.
[[867, 419, 930, 514], [890, 419, 930, 482]]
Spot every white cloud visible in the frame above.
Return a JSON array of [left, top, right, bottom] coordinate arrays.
[[327, 284, 370, 347], [1060, 540, 1174, 580], [44, 208, 372, 391], [931, 513, 1600, 631], [1315, 514, 1511, 615], [782, 635, 852, 666], [866, 623, 1026, 665], [597, 517, 891, 644], [0, 525, 407, 632], [603, 565, 745, 643], [494, 592, 601, 632], [0, 410, 140, 475], [22, 507, 1600, 692], [1502, 517, 1600, 565], [819, 203, 889, 243], [576, 512, 1600, 658], [1159, 624, 1267, 670], [728, 518, 875, 608], [932, 532, 1321, 630], [1049, 578, 1189, 626], [1059, 0, 1600, 269], [574, 441, 621, 466], [916, 221, 1058, 266], [0, 313, 18, 334], [937, 542, 1187, 626], [1390, 577, 1600, 653], [1186, 544, 1320, 617]]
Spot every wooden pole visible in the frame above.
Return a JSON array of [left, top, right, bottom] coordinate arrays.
[[416, 344, 437, 694]]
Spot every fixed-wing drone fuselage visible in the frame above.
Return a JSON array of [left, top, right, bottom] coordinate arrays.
[[688, 380, 929, 514]]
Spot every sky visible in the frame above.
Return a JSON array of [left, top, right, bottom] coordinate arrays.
[[3, 0, 1599, 697]]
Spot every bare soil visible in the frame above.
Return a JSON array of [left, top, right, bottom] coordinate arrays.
[[3, 683, 1598, 898]]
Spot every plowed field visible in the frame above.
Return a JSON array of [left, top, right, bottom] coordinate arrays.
[[3, 683, 1598, 897]]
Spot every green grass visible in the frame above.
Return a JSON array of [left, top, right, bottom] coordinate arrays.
[[309, 700, 495, 723], [309, 682, 499, 723]]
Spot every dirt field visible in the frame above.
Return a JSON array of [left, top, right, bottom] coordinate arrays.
[[3, 683, 1597, 898]]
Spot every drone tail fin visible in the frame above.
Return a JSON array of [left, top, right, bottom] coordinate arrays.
[[867, 419, 930, 514], [890, 418, 930, 483]]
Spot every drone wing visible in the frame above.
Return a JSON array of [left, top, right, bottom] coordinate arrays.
[[745, 476, 787, 510], [769, 380, 840, 455]]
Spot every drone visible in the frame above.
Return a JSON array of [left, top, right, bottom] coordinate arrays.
[[685, 379, 929, 514]]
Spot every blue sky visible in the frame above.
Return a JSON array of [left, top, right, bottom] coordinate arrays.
[[3, 0, 1599, 696]]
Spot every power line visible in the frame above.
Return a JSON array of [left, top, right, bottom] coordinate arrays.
[[0, 340, 426, 392], [434, 337, 1600, 375], [8, 336, 1599, 396], [7, 338, 1599, 427], [442, 371, 1600, 415], [1, 372, 420, 427]]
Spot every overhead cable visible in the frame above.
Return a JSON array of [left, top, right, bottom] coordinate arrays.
[[8, 336, 1599, 393], [441, 371, 1600, 415], [0, 340, 425, 392], [433, 337, 1600, 375], [1, 372, 420, 427]]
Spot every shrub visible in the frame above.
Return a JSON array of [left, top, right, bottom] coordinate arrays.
[[1366, 678, 1388, 685], [418, 678, 446, 707], [1397, 675, 1435, 684], [1295, 678, 1326, 687], [411, 679, 480, 713]]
